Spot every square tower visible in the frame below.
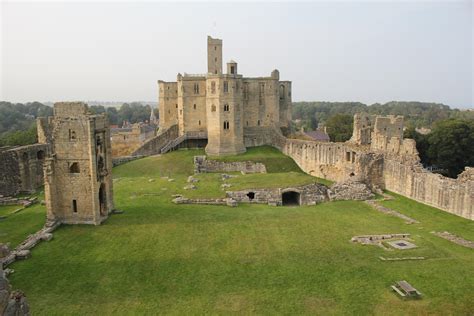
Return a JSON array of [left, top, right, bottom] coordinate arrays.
[[40, 102, 114, 225], [207, 36, 222, 75]]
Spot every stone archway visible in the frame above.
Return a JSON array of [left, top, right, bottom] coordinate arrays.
[[282, 191, 300, 206]]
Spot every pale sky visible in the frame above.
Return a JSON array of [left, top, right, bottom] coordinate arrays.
[[1, 1, 473, 108]]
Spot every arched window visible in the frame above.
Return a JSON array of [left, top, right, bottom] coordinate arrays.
[[211, 104, 216, 112], [193, 104, 197, 110], [37, 150, 45, 160], [223, 121, 230, 130], [224, 104, 229, 112], [257, 120, 261, 126], [194, 83, 199, 94], [211, 81, 216, 94]]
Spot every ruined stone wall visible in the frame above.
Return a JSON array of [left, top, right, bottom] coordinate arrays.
[[225, 183, 329, 206], [243, 126, 384, 186], [131, 124, 179, 156], [242, 117, 473, 221], [111, 124, 156, 157], [383, 160, 473, 220], [0, 144, 49, 196], [193, 155, 266, 174]]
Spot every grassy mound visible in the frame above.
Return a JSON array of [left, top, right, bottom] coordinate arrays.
[[2, 147, 473, 315]]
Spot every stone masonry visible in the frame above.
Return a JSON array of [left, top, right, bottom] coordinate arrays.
[[193, 155, 266, 174], [158, 36, 292, 156], [37, 102, 114, 225], [0, 144, 49, 196]]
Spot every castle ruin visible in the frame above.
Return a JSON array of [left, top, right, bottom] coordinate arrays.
[[37, 102, 114, 225]]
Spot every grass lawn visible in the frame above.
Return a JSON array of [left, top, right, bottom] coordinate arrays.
[[0, 204, 22, 217], [4, 147, 474, 315], [0, 202, 45, 248]]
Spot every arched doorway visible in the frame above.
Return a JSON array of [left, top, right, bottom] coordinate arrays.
[[282, 191, 300, 206], [99, 183, 107, 216]]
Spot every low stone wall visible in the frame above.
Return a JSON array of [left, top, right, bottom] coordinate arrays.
[[0, 221, 59, 268], [193, 156, 266, 174], [112, 155, 144, 167], [175, 181, 373, 207], [131, 125, 179, 156], [329, 181, 374, 201]]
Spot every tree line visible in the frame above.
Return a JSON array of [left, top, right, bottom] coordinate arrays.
[[293, 101, 474, 132], [0, 101, 156, 147]]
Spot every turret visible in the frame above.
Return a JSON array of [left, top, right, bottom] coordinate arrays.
[[207, 36, 223, 75]]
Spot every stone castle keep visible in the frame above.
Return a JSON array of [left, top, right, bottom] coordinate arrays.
[[158, 36, 292, 156]]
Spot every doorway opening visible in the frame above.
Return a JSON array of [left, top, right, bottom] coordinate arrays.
[[282, 191, 300, 206], [99, 183, 107, 216]]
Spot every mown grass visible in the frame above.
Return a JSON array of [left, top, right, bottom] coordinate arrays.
[[0, 204, 21, 217], [4, 147, 474, 315], [0, 203, 45, 247]]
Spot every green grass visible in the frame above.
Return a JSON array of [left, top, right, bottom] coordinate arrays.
[[4, 147, 474, 315], [212, 146, 304, 173], [0, 204, 22, 217], [0, 204, 45, 247]]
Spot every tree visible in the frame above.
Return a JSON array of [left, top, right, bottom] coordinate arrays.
[[325, 114, 353, 142], [403, 127, 430, 165], [427, 119, 474, 178]]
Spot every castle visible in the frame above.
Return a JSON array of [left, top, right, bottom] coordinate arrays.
[[158, 36, 292, 156], [0, 36, 471, 223]]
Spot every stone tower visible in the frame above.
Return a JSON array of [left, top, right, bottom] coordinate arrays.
[[207, 36, 222, 75], [38, 102, 114, 225], [205, 60, 246, 156]]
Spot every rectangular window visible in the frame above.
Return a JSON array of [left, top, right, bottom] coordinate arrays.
[[69, 162, 80, 173], [230, 66, 235, 74], [68, 129, 76, 141], [211, 81, 216, 94], [223, 81, 228, 93], [194, 83, 199, 94], [72, 200, 77, 213]]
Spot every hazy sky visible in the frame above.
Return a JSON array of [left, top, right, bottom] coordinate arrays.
[[1, 1, 473, 108]]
